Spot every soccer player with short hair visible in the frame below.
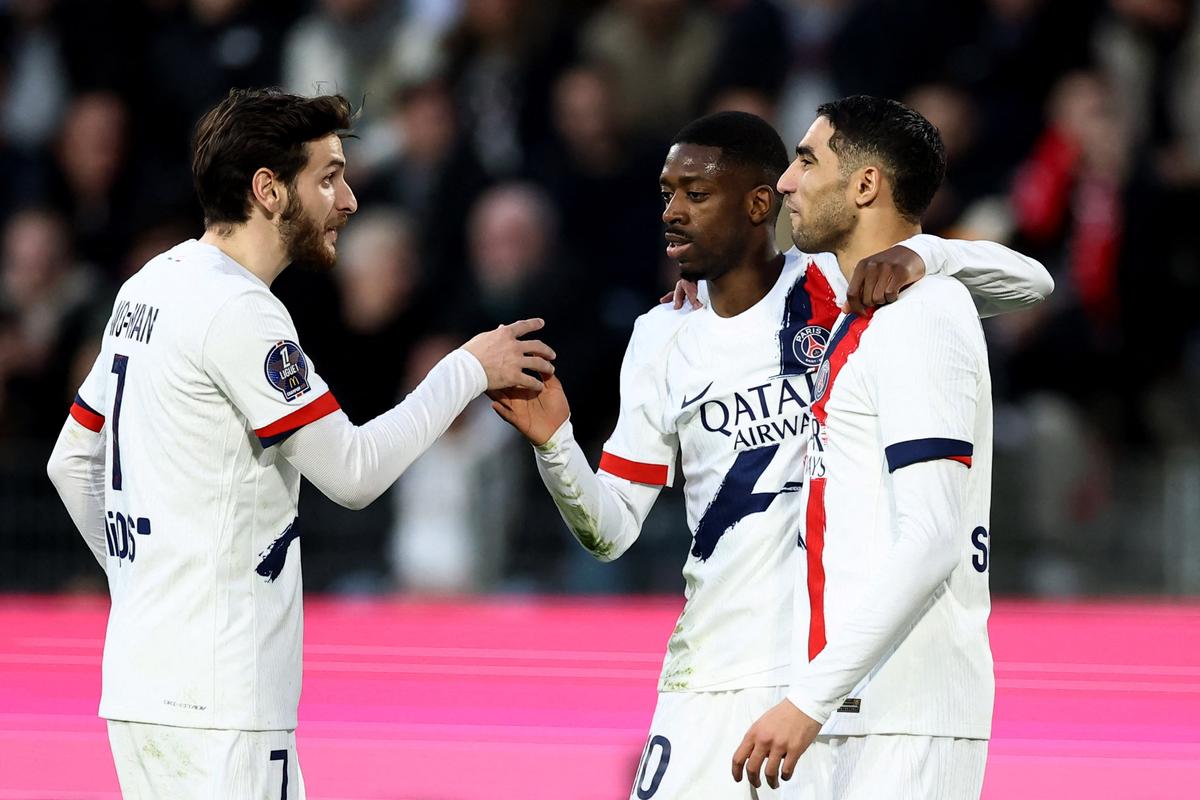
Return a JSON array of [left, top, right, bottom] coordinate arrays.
[[492, 110, 1050, 799], [732, 96, 1004, 799], [45, 88, 553, 799]]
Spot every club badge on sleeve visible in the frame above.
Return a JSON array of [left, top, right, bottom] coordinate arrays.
[[264, 340, 310, 401]]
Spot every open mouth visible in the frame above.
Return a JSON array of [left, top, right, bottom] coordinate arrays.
[[665, 232, 693, 260]]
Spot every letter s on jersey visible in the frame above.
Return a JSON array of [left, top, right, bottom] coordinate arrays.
[[971, 526, 989, 573]]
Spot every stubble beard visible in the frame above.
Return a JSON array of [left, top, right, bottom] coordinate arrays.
[[790, 184, 856, 256]]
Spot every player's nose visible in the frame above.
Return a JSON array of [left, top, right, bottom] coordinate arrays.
[[662, 195, 686, 226], [339, 181, 358, 215], [777, 160, 801, 195]]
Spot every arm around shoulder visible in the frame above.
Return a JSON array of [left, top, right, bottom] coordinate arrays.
[[900, 233, 1054, 317]]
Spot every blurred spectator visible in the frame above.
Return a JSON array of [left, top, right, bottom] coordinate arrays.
[[0, 0, 69, 150], [321, 207, 429, 423], [1094, 0, 1200, 183], [49, 92, 134, 271], [140, 0, 293, 171], [832, 0, 1099, 169], [531, 63, 665, 324], [703, 0, 789, 110], [0, 208, 99, 438], [441, 0, 575, 176], [905, 83, 1009, 237], [457, 182, 569, 327], [389, 333, 521, 593], [356, 78, 491, 294], [453, 182, 618, 575], [1011, 71, 1128, 332], [717, 0, 848, 148], [580, 0, 719, 142], [283, 0, 449, 168]]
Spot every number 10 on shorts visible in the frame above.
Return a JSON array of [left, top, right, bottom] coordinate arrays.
[[634, 735, 671, 798]]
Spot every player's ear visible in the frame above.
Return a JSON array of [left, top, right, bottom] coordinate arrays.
[[854, 165, 881, 209], [250, 168, 284, 216], [748, 184, 775, 225]]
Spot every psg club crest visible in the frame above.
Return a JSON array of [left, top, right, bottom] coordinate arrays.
[[813, 358, 831, 402], [264, 340, 310, 401], [792, 325, 830, 369]]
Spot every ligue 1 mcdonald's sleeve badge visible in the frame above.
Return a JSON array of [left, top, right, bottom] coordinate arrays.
[[264, 340, 311, 401]]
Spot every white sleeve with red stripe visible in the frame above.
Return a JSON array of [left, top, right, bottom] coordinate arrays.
[[69, 347, 109, 432], [278, 349, 487, 511], [533, 418, 663, 562], [599, 313, 679, 487], [900, 234, 1054, 319], [202, 291, 339, 447]]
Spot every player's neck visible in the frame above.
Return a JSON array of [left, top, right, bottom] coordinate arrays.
[[200, 220, 290, 286], [835, 215, 921, 285], [707, 245, 784, 318]]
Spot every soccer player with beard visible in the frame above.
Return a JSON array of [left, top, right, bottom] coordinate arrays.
[[732, 97, 1010, 799], [45, 88, 553, 799], [490, 111, 1050, 800]]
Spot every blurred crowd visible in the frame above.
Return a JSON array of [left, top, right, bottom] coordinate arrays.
[[1, 0, 1198, 595]]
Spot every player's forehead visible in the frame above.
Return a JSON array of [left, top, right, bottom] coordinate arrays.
[[302, 134, 346, 172], [660, 143, 727, 183], [797, 116, 836, 160]]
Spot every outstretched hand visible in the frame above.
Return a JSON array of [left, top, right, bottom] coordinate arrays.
[[462, 318, 556, 393], [490, 372, 570, 446], [843, 244, 926, 315], [732, 700, 822, 790]]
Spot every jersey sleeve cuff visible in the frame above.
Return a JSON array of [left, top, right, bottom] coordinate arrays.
[[884, 437, 973, 472], [785, 689, 836, 726], [598, 451, 670, 486], [897, 233, 951, 277], [255, 391, 341, 447], [534, 417, 575, 456], [453, 347, 489, 396], [69, 394, 105, 432]]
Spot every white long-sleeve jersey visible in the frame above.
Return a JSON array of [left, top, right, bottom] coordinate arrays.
[[787, 276, 994, 739], [532, 237, 1047, 694], [46, 239, 487, 731]]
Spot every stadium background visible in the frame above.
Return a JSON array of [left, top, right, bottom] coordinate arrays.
[[0, 0, 1197, 798]]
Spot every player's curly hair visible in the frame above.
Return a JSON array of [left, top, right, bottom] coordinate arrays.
[[191, 88, 354, 229], [816, 96, 946, 224]]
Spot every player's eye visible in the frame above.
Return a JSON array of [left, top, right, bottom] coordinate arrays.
[[687, 192, 708, 202], [661, 191, 672, 204]]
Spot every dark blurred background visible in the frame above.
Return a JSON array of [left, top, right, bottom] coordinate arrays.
[[1, 0, 1197, 597]]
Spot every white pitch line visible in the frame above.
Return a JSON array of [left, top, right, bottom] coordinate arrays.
[[996, 678, 1200, 694], [995, 661, 1200, 677]]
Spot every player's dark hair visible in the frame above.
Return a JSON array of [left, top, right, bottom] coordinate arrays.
[[815, 96, 946, 223], [191, 88, 354, 228], [671, 111, 790, 193]]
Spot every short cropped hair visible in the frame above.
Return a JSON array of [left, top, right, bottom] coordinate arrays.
[[191, 88, 354, 227], [671, 111, 790, 189], [816, 95, 946, 223]]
